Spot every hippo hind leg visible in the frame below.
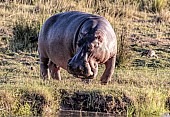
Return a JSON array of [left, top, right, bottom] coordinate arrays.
[[48, 61, 61, 80], [40, 57, 49, 80]]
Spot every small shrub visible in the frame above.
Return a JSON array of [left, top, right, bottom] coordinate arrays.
[[20, 91, 47, 116], [11, 90, 47, 116], [12, 101, 32, 116], [11, 18, 40, 52], [116, 25, 132, 68]]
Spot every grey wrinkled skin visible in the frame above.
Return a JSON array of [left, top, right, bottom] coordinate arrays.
[[38, 11, 117, 84]]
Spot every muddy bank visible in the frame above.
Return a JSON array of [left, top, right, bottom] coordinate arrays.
[[59, 89, 135, 116]]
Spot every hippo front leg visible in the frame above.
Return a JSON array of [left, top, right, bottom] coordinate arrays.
[[48, 61, 61, 80], [100, 55, 116, 85]]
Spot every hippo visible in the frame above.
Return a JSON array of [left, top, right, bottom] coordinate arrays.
[[38, 11, 117, 84]]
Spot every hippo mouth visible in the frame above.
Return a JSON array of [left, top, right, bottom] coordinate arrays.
[[67, 43, 99, 79], [67, 60, 98, 79], [73, 74, 94, 79]]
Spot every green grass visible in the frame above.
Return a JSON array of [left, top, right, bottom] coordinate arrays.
[[0, 51, 169, 116], [0, 0, 170, 116]]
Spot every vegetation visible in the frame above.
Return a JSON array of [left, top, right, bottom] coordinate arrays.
[[0, 0, 170, 116]]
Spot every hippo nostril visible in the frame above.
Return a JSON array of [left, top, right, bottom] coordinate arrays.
[[94, 63, 98, 68]]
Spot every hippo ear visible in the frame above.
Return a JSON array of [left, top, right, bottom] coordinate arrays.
[[95, 31, 105, 42]]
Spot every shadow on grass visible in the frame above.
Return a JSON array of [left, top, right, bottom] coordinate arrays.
[[132, 58, 163, 68], [132, 59, 146, 67], [155, 48, 170, 54], [131, 47, 147, 53]]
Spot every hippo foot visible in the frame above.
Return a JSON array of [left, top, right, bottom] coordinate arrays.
[[100, 79, 111, 85]]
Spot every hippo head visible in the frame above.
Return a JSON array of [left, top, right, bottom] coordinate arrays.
[[68, 30, 109, 79]]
